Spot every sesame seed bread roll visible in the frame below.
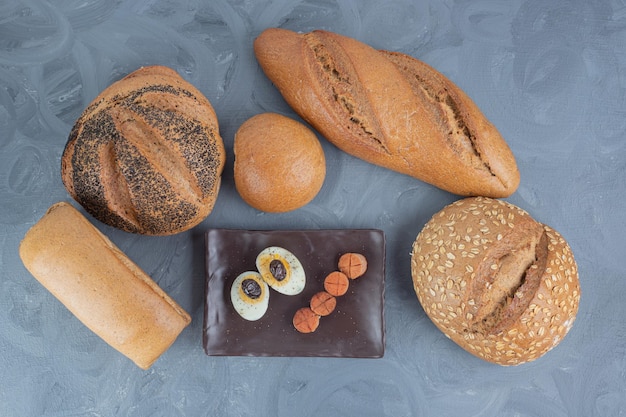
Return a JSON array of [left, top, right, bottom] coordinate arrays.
[[19, 202, 191, 370], [411, 197, 580, 365], [61, 65, 225, 235], [254, 28, 519, 198]]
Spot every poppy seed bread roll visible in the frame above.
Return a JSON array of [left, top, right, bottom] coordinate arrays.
[[411, 197, 580, 365], [19, 202, 191, 369], [61, 65, 225, 235], [254, 28, 519, 198]]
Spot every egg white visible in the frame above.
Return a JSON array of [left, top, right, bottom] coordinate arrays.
[[230, 271, 270, 321], [256, 246, 306, 295]]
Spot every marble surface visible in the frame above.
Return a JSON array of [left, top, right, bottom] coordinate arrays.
[[1, 0, 624, 416]]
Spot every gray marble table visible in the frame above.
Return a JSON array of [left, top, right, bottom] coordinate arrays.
[[1, 1, 624, 416]]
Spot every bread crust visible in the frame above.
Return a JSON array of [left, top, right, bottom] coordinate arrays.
[[233, 112, 326, 212], [411, 197, 580, 365], [19, 202, 191, 369], [61, 65, 225, 235], [254, 28, 519, 198]]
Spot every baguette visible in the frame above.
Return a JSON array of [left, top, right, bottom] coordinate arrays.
[[19, 202, 191, 369], [254, 28, 519, 197]]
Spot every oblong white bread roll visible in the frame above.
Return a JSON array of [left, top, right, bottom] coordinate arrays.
[[19, 202, 191, 369]]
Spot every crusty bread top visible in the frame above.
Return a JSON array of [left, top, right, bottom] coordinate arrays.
[[62, 65, 225, 235], [254, 28, 519, 198], [380, 50, 520, 196], [411, 197, 580, 365]]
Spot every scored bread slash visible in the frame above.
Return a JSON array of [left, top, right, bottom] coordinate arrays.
[[338, 253, 368, 279], [254, 28, 520, 198], [323, 271, 350, 297], [61, 65, 225, 236], [410, 196, 580, 366], [293, 307, 320, 333]]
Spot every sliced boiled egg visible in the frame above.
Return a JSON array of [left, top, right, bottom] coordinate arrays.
[[230, 271, 270, 321], [256, 246, 306, 295]]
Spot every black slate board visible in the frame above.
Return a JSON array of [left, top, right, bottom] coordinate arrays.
[[203, 228, 385, 357]]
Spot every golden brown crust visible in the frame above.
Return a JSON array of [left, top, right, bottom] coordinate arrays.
[[233, 112, 326, 212], [380, 51, 520, 195], [254, 28, 519, 198], [410, 197, 580, 365], [19, 202, 191, 369], [61, 65, 225, 235]]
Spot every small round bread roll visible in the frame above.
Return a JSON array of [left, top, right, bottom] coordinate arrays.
[[411, 197, 580, 366], [234, 113, 326, 212], [61, 65, 226, 235]]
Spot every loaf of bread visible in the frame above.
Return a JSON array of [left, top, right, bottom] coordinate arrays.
[[254, 28, 519, 198], [411, 197, 580, 365], [233, 112, 326, 212], [19, 202, 191, 369], [61, 65, 226, 235]]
